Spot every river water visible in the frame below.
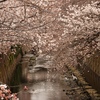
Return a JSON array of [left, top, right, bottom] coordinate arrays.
[[18, 54, 70, 100]]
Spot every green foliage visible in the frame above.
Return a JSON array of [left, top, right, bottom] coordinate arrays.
[[8, 54, 14, 64], [4, 61, 9, 68], [11, 45, 23, 58], [4, 44, 23, 67], [30, 56, 36, 60], [15, 46, 22, 57], [9, 63, 22, 93]]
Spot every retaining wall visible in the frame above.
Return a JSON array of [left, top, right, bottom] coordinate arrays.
[[77, 51, 100, 93], [0, 45, 26, 84]]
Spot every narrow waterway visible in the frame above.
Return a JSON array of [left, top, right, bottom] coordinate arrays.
[[11, 54, 91, 100], [18, 54, 70, 100]]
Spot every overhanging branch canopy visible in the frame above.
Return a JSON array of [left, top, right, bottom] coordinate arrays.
[[0, 0, 7, 3]]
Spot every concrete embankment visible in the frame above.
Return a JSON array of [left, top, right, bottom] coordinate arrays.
[[83, 51, 100, 93], [0, 45, 26, 84], [77, 51, 100, 94]]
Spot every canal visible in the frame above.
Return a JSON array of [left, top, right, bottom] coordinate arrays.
[[19, 54, 69, 100], [10, 53, 93, 100]]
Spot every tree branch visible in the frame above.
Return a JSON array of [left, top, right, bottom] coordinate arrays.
[[0, 0, 7, 3]]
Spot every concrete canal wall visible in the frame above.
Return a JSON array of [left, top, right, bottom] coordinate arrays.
[[86, 51, 100, 76], [85, 51, 100, 93], [77, 51, 100, 93], [0, 45, 27, 84]]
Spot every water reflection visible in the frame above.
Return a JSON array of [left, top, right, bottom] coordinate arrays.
[[30, 81, 68, 100], [18, 67, 69, 100], [18, 54, 69, 100], [18, 91, 31, 100]]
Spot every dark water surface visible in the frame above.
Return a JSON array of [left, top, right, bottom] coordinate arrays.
[[10, 54, 72, 100], [18, 68, 69, 100]]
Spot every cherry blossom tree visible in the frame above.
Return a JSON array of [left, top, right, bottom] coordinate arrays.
[[0, 0, 100, 70], [53, 0, 100, 69], [0, 0, 63, 54]]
